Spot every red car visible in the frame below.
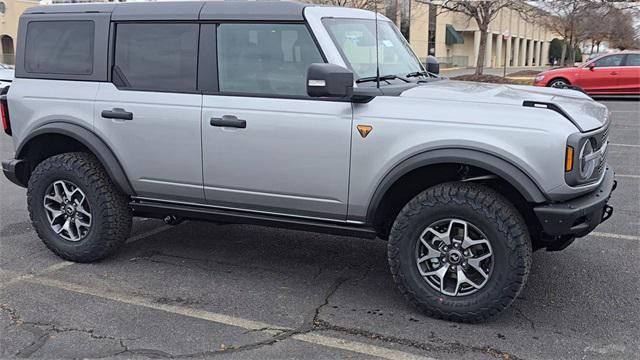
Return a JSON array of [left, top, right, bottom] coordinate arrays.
[[534, 51, 640, 95]]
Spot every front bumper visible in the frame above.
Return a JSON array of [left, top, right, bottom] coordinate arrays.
[[534, 166, 616, 238], [2, 158, 28, 188]]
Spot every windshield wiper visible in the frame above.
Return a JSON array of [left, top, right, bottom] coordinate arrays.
[[356, 74, 410, 84], [405, 71, 429, 78]]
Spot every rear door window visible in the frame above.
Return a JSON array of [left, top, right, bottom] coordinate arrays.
[[25, 20, 94, 75], [114, 23, 199, 92], [624, 54, 640, 67]]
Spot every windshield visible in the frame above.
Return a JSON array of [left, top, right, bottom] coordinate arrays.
[[322, 18, 424, 81]]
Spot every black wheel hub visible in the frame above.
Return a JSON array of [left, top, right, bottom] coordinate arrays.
[[446, 249, 463, 265]]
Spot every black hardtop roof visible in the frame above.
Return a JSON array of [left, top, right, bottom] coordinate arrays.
[[24, 1, 310, 21]]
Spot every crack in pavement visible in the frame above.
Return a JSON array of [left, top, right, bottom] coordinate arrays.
[[3, 273, 520, 360], [1, 303, 129, 358], [513, 306, 536, 331], [302, 279, 522, 360]]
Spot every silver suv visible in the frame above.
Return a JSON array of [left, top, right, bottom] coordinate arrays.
[[1, 1, 616, 322]]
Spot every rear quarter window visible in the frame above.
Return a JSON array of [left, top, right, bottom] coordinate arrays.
[[24, 20, 94, 75]]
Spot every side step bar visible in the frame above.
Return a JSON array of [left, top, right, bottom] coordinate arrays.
[[130, 198, 377, 239]]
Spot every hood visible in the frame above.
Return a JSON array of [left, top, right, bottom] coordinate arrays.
[[400, 80, 608, 132]]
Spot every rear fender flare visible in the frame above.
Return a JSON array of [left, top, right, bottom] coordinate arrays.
[[16, 122, 135, 195]]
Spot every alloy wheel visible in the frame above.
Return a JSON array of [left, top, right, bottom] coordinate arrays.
[[415, 219, 494, 296], [43, 180, 92, 242]]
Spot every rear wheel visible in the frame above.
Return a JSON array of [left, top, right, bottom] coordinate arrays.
[[388, 182, 531, 322], [27, 152, 132, 262]]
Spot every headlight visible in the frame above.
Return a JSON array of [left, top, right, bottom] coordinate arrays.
[[578, 138, 597, 180], [535, 74, 545, 82], [565, 130, 608, 186]]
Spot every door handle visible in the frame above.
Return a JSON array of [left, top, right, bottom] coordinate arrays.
[[210, 115, 246, 129], [610, 71, 618, 75], [101, 108, 133, 120]]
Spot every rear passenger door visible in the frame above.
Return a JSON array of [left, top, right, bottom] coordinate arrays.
[[619, 54, 640, 94], [200, 23, 353, 220], [94, 23, 204, 202]]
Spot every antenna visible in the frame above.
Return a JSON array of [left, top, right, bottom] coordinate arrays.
[[374, 0, 380, 89]]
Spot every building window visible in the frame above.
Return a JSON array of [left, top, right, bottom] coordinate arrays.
[[427, 4, 437, 56]]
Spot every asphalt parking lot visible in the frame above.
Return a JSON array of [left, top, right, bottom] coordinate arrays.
[[1, 100, 638, 360]]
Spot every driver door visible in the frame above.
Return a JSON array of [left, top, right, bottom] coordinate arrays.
[[577, 54, 625, 94], [200, 23, 353, 220]]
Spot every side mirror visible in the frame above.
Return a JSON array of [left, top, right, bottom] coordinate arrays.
[[588, 63, 596, 71], [425, 55, 440, 75], [307, 63, 354, 98]]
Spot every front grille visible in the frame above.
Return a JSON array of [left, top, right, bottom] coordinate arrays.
[[594, 123, 610, 178]]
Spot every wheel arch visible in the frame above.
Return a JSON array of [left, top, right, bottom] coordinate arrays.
[[15, 122, 135, 195], [366, 148, 547, 239]]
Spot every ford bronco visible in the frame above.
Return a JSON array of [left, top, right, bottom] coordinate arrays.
[[1, 1, 615, 322]]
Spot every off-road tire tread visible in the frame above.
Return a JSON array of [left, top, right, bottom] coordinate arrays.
[[388, 182, 532, 323], [27, 152, 131, 262]]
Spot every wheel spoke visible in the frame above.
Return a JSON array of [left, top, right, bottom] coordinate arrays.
[[47, 209, 64, 225], [418, 238, 442, 263], [455, 267, 481, 295], [421, 264, 449, 292], [467, 253, 492, 279], [59, 181, 74, 199], [461, 236, 490, 250], [45, 194, 63, 205], [58, 217, 71, 234]]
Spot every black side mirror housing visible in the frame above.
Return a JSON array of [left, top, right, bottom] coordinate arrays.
[[588, 63, 596, 71], [425, 56, 440, 75], [307, 63, 354, 98]]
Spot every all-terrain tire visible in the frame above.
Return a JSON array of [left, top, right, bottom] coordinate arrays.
[[388, 182, 532, 323], [27, 152, 132, 262]]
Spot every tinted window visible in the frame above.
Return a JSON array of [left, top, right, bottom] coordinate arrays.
[[25, 21, 94, 75], [624, 54, 640, 66], [114, 23, 198, 92], [594, 55, 624, 67], [217, 23, 324, 96]]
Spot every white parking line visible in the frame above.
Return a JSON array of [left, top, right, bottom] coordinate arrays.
[[590, 232, 640, 242], [0, 261, 73, 290], [616, 174, 640, 179], [609, 143, 640, 148], [0, 224, 175, 289], [22, 276, 434, 360]]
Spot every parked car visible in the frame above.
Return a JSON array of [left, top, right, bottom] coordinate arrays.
[[2, 1, 615, 322], [534, 51, 640, 95], [0, 63, 14, 89]]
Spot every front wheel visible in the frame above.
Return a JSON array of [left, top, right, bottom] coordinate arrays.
[[388, 182, 531, 322], [548, 78, 569, 88]]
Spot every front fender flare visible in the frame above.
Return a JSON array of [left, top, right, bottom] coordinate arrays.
[[16, 122, 135, 195], [365, 148, 548, 224]]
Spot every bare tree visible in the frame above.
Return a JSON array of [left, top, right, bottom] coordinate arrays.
[[308, 0, 380, 11], [418, 1, 529, 75]]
